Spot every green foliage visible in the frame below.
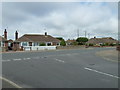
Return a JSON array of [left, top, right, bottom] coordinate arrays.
[[78, 42, 84, 45], [100, 44, 105, 46], [76, 37, 88, 43], [56, 37, 66, 46], [109, 43, 116, 46], [72, 42, 78, 45], [105, 43, 109, 46], [56, 37, 64, 41], [60, 39, 66, 46], [39, 43, 46, 46], [89, 43, 94, 46], [76, 37, 88, 45]]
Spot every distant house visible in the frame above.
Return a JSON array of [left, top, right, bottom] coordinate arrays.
[[66, 39, 76, 45], [86, 37, 118, 46], [15, 32, 61, 48]]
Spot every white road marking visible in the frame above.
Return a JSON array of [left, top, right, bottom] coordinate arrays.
[[84, 67, 119, 79], [2, 60, 11, 62], [26, 58, 31, 60], [0, 76, 22, 88], [13, 59, 22, 61], [23, 58, 31, 60], [55, 58, 65, 63]]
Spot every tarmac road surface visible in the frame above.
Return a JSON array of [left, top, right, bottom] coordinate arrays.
[[2, 47, 119, 88]]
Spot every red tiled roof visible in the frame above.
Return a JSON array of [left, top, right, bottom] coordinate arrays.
[[16, 34, 61, 43], [87, 37, 118, 44], [0, 36, 7, 41]]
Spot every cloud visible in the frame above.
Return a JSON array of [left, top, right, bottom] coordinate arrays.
[[2, 2, 118, 40]]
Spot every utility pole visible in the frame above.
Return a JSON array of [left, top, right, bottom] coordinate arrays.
[[84, 31, 87, 37], [77, 29, 79, 38], [88, 33, 90, 39]]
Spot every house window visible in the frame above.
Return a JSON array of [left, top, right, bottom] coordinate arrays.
[[46, 42, 52, 46], [57, 43, 60, 46], [34, 42, 39, 46], [21, 42, 28, 46]]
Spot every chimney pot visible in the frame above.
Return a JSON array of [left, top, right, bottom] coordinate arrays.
[[4, 29, 7, 39], [45, 32, 47, 36], [15, 31, 18, 40]]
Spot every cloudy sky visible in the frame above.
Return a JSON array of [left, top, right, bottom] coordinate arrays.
[[1, 2, 118, 40]]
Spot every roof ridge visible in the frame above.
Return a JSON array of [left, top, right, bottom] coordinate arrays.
[[24, 34, 45, 36]]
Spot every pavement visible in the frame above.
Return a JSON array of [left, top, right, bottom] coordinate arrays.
[[96, 49, 119, 62], [1, 47, 119, 88]]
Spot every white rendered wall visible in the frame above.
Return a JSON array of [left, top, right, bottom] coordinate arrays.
[[23, 46, 56, 51]]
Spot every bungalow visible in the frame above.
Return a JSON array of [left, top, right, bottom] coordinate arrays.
[[14, 32, 61, 51], [0, 29, 8, 51], [66, 39, 77, 45], [86, 37, 118, 46], [0, 36, 7, 47]]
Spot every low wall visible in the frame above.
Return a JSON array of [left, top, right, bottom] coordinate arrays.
[[23, 46, 57, 51], [56, 45, 85, 49], [0, 47, 7, 52]]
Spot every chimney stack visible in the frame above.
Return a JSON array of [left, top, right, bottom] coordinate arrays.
[[15, 31, 18, 40], [45, 32, 47, 36], [4, 29, 7, 39]]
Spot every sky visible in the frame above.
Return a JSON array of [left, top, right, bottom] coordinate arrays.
[[1, 2, 118, 40]]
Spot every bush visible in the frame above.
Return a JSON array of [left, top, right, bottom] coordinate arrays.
[[105, 43, 109, 46], [109, 43, 115, 46], [89, 43, 93, 46], [40, 43, 46, 46], [72, 42, 78, 45], [78, 42, 84, 45], [109, 43, 117, 46], [100, 44, 105, 46]]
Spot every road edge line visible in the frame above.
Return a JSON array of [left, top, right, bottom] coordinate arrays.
[[0, 76, 22, 88], [84, 67, 119, 79]]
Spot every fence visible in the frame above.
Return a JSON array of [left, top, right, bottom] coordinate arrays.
[[23, 46, 57, 51]]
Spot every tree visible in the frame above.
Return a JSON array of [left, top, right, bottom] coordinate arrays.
[[60, 39, 66, 46], [76, 37, 88, 45], [56, 37, 66, 46], [56, 37, 64, 41]]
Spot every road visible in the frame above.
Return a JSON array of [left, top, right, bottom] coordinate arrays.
[[2, 47, 119, 88]]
